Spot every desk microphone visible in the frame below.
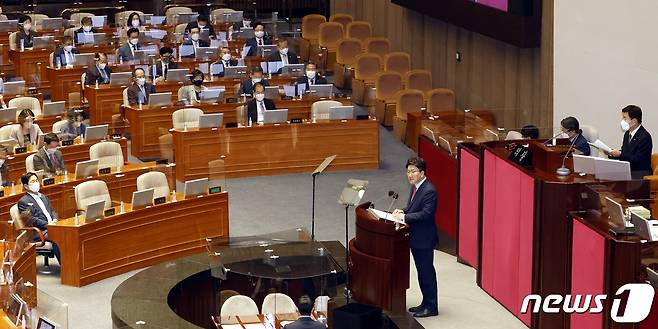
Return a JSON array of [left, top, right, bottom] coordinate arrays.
[[543, 131, 565, 146], [556, 133, 579, 176], [386, 192, 399, 213], [370, 190, 396, 208]]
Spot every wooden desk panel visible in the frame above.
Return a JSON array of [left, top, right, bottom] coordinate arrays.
[[46, 66, 85, 103], [9, 49, 51, 90], [48, 191, 229, 287], [172, 119, 380, 181]]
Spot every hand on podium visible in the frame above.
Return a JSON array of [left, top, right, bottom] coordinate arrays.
[[392, 209, 405, 222]]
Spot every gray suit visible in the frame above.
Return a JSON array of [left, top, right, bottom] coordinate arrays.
[[18, 192, 61, 262], [283, 317, 325, 329], [32, 147, 66, 176], [118, 42, 141, 62]]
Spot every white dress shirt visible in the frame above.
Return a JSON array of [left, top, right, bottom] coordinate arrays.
[[280, 52, 288, 65], [28, 192, 54, 223], [65, 51, 74, 65]]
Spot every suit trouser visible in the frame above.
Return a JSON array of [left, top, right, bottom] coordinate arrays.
[[35, 230, 61, 264], [411, 247, 438, 311]]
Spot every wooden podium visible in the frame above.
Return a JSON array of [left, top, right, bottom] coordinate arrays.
[[349, 202, 410, 312]]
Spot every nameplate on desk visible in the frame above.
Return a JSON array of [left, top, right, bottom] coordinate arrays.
[[104, 208, 116, 217], [356, 114, 369, 120], [42, 177, 55, 186], [61, 139, 74, 146], [226, 97, 238, 103], [290, 118, 302, 124], [98, 167, 111, 175], [111, 134, 122, 139], [225, 122, 238, 128], [154, 196, 166, 205], [14, 146, 27, 154], [281, 95, 293, 101], [209, 186, 221, 194]]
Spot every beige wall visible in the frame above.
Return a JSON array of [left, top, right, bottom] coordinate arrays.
[[331, 0, 554, 132]]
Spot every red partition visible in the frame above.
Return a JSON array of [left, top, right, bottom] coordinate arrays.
[[458, 148, 480, 268], [419, 137, 458, 239], [570, 219, 605, 328], [481, 149, 534, 326]]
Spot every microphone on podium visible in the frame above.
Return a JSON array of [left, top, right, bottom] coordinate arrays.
[[386, 192, 399, 213], [556, 133, 580, 176], [370, 190, 396, 208], [543, 131, 566, 146]]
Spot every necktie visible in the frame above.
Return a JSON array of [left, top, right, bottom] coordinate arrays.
[[224, 60, 229, 67], [49, 153, 56, 166], [163, 63, 168, 77], [99, 66, 107, 80], [411, 185, 417, 200], [258, 38, 262, 46]]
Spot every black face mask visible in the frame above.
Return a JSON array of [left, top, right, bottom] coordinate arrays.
[[193, 80, 203, 86]]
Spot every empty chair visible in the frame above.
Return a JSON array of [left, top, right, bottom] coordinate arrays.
[[316, 22, 344, 71], [165, 6, 192, 24], [505, 131, 524, 140], [137, 171, 170, 199], [172, 108, 204, 130], [301, 14, 327, 62], [351, 53, 382, 106], [0, 125, 15, 140], [393, 89, 425, 142], [374, 72, 404, 126], [217, 290, 240, 314], [122, 88, 130, 107], [25, 154, 36, 172], [329, 13, 353, 30], [334, 38, 364, 89], [365, 37, 390, 59], [9, 32, 18, 50], [580, 124, 598, 143], [425, 88, 456, 113], [347, 21, 372, 44], [158, 132, 174, 163], [405, 70, 432, 93], [261, 293, 298, 315], [220, 295, 259, 317], [9, 97, 42, 117], [90, 141, 124, 172], [385, 52, 411, 75], [174, 23, 187, 42], [29, 14, 49, 30], [311, 100, 343, 121], [74, 180, 112, 211]]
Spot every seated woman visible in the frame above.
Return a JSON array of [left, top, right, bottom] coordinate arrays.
[[10, 109, 43, 147], [179, 69, 207, 104], [16, 15, 37, 48], [58, 108, 87, 141]]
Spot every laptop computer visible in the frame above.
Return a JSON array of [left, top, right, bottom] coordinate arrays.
[[32, 36, 55, 49], [199, 89, 224, 104], [84, 199, 106, 222], [309, 84, 334, 98], [175, 12, 199, 25], [2, 80, 26, 95], [0, 20, 18, 32], [194, 47, 218, 60], [257, 45, 278, 58], [263, 109, 288, 124], [606, 196, 635, 235], [147, 92, 172, 107], [329, 106, 355, 120], [75, 159, 99, 179], [183, 177, 209, 199], [131, 188, 154, 210], [84, 124, 109, 142], [0, 108, 18, 123], [165, 68, 189, 82], [281, 64, 305, 77], [224, 66, 248, 79], [199, 113, 224, 129], [109, 72, 133, 86], [42, 101, 66, 117]]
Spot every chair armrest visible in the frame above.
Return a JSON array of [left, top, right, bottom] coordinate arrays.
[[644, 175, 658, 191], [18, 227, 45, 247]]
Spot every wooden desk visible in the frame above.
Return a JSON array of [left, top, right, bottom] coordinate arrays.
[[405, 110, 496, 153], [4, 138, 128, 182], [45, 66, 86, 103], [125, 97, 351, 159], [172, 119, 379, 181], [0, 243, 36, 289], [48, 191, 229, 287]]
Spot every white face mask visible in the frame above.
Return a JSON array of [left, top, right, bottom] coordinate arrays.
[[620, 119, 631, 132], [191, 33, 200, 41], [132, 19, 140, 28], [198, 24, 206, 29], [28, 181, 40, 193], [136, 77, 146, 86], [222, 53, 232, 61], [23, 23, 32, 31], [64, 45, 73, 52], [46, 147, 57, 155], [254, 31, 264, 38], [280, 48, 288, 55], [130, 38, 139, 45], [98, 63, 107, 70], [306, 70, 316, 79], [255, 93, 265, 101], [251, 77, 262, 84], [83, 25, 93, 32]]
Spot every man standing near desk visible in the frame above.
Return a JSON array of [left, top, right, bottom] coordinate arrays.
[[18, 172, 61, 263], [33, 133, 66, 176], [127, 68, 156, 106], [392, 156, 439, 318], [608, 105, 653, 179]]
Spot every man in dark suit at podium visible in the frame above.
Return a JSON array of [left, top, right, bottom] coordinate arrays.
[[393, 156, 438, 318]]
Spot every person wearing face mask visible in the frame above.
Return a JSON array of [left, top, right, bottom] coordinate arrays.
[[179, 69, 208, 104], [149, 47, 178, 79], [182, 27, 210, 57], [32, 133, 66, 176], [0, 145, 11, 187], [232, 13, 253, 32], [59, 108, 87, 140], [53, 36, 80, 67], [17, 16, 36, 49], [267, 39, 299, 73], [246, 83, 276, 125], [559, 116, 590, 156], [296, 62, 327, 92], [126, 12, 142, 29], [127, 68, 157, 106], [10, 109, 43, 147], [607, 105, 653, 179], [185, 15, 216, 39], [17, 172, 61, 264], [84, 52, 112, 85], [238, 66, 270, 96], [213, 47, 238, 77], [118, 27, 142, 62], [74, 16, 98, 45], [244, 22, 271, 57]]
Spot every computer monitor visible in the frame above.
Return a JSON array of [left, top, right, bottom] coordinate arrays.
[[329, 106, 355, 120], [308, 84, 334, 98], [131, 188, 154, 210], [109, 72, 133, 86], [263, 109, 288, 124], [2, 80, 26, 95], [91, 15, 106, 28], [216, 10, 243, 23], [224, 66, 248, 79], [6, 294, 27, 325], [630, 211, 655, 241], [175, 12, 199, 24], [183, 177, 209, 198], [165, 68, 189, 82], [0, 20, 18, 32], [199, 113, 224, 129], [199, 88, 224, 104], [74, 53, 96, 66], [179, 44, 195, 57], [32, 36, 55, 49], [605, 197, 627, 228], [75, 159, 99, 179], [84, 199, 106, 222], [257, 45, 278, 58], [147, 92, 172, 107], [84, 124, 108, 142], [0, 108, 18, 123], [42, 101, 66, 117], [36, 317, 58, 329]]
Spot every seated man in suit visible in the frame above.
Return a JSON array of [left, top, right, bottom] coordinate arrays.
[[33, 133, 66, 176], [84, 52, 112, 85], [0, 145, 11, 187], [17, 15, 36, 48], [182, 26, 210, 58], [58, 108, 87, 141], [608, 105, 653, 179], [179, 69, 207, 104], [267, 38, 299, 73], [212, 47, 238, 77], [244, 22, 271, 57], [127, 68, 157, 106], [10, 109, 43, 147], [18, 172, 61, 263], [150, 46, 178, 79], [238, 66, 269, 96], [185, 15, 216, 39], [118, 27, 142, 62], [283, 295, 325, 329], [560, 116, 590, 156], [521, 124, 540, 139], [296, 62, 328, 92], [74, 16, 98, 45], [53, 35, 80, 67], [393, 157, 439, 318], [246, 82, 275, 125]]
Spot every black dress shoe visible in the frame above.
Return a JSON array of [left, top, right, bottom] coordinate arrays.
[[413, 308, 439, 318], [408, 305, 423, 313]]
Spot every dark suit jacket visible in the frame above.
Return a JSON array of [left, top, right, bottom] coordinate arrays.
[[33, 148, 66, 176], [149, 60, 179, 78], [232, 21, 251, 31], [16, 30, 35, 48], [18, 192, 58, 238], [127, 83, 157, 106], [185, 21, 216, 38], [181, 39, 210, 58], [267, 51, 299, 73], [0, 162, 10, 187], [283, 317, 326, 329], [238, 79, 269, 95], [212, 59, 238, 77], [244, 36, 272, 56], [118, 42, 142, 62], [74, 27, 98, 45], [403, 179, 438, 249], [84, 64, 112, 85], [296, 76, 328, 91], [53, 47, 80, 66], [572, 133, 591, 156], [246, 98, 276, 124], [616, 125, 653, 177]]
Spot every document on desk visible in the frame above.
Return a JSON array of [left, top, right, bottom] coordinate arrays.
[[221, 325, 243, 329], [243, 323, 267, 329], [369, 208, 405, 225], [589, 139, 612, 153]]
